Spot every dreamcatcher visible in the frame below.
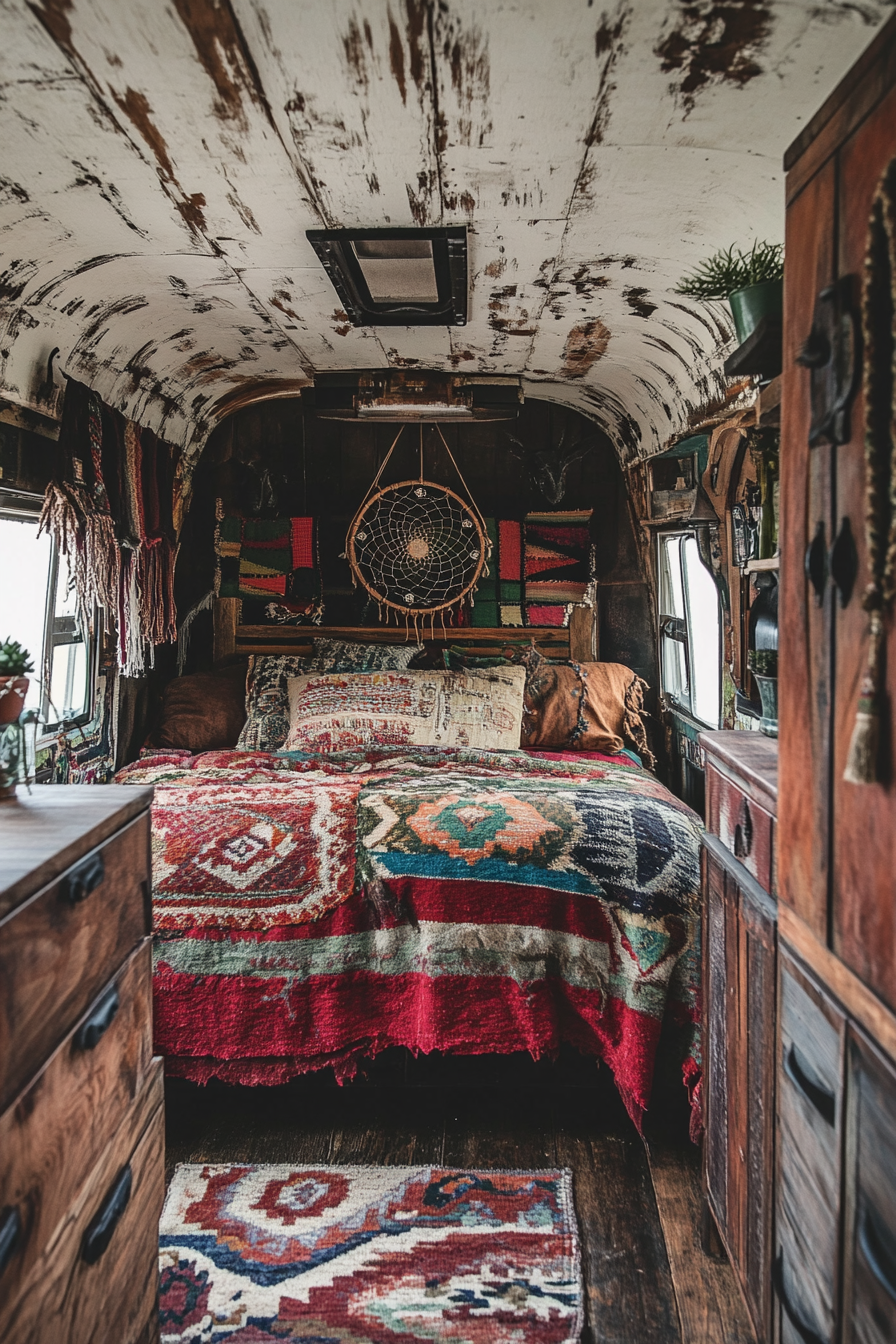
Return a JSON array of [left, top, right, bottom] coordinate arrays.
[[347, 424, 490, 636]]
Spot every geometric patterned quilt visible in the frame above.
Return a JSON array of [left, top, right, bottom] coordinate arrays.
[[117, 745, 703, 1133]]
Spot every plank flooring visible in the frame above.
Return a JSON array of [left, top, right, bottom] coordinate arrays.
[[164, 1049, 755, 1343]]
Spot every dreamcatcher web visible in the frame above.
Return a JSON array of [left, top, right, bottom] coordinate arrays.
[[347, 426, 489, 628]]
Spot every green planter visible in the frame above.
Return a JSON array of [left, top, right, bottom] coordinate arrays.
[[753, 673, 778, 739], [728, 279, 783, 344]]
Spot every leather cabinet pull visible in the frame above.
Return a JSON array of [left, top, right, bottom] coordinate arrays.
[[805, 521, 828, 605], [733, 798, 753, 860], [60, 851, 104, 905], [829, 516, 858, 608], [0, 1205, 21, 1278], [74, 983, 120, 1051], [81, 1165, 132, 1265], [772, 1253, 826, 1344], [783, 1044, 836, 1126]]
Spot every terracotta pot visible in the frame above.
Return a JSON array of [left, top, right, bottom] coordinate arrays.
[[0, 676, 29, 725]]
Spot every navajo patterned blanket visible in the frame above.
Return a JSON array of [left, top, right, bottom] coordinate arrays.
[[117, 747, 703, 1131]]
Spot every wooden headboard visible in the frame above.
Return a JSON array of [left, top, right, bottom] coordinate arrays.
[[213, 598, 596, 664]]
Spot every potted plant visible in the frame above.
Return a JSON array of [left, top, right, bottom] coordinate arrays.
[[676, 240, 784, 344], [0, 639, 34, 726], [748, 648, 778, 738]]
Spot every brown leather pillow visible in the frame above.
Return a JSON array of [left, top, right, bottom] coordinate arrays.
[[520, 650, 654, 764], [156, 672, 247, 753]]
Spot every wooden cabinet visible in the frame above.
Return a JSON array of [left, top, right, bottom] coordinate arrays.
[[0, 785, 162, 1344], [775, 948, 845, 1344], [779, 6, 896, 1004], [844, 1030, 896, 1344], [773, 16, 896, 1340], [701, 730, 778, 1342]]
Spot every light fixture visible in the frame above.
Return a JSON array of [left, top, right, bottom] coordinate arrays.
[[307, 371, 522, 422], [306, 227, 467, 326]]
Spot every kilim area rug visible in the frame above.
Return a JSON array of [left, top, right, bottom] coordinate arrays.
[[159, 1163, 583, 1342]]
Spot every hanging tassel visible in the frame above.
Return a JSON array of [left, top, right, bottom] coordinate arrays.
[[176, 587, 215, 675], [844, 600, 885, 784]]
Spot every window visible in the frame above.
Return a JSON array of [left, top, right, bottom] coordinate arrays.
[[0, 496, 94, 734], [658, 531, 721, 728]]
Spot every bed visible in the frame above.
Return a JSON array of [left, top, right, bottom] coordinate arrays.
[[118, 607, 703, 1134]]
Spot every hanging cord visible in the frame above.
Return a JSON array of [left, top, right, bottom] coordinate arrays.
[[844, 155, 896, 785], [433, 424, 493, 564], [344, 424, 408, 581]]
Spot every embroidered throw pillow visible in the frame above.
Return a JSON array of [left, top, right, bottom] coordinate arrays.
[[283, 667, 527, 753], [235, 655, 314, 752], [236, 641, 426, 753]]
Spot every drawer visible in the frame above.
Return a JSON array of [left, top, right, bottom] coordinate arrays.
[[1, 1058, 164, 1344], [707, 764, 774, 893], [775, 948, 845, 1344], [0, 939, 153, 1316], [0, 811, 150, 1112], [844, 1030, 896, 1344]]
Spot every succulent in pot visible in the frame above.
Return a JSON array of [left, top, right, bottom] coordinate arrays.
[[0, 639, 34, 726], [747, 648, 778, 739], [676, 240, 785, 344]]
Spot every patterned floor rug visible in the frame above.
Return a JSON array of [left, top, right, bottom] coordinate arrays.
[[159, 1163, 583, 1342]]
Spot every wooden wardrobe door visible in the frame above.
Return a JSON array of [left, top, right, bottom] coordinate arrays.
[[778, 155, 837, 940], [832, 82, 896, 1010]]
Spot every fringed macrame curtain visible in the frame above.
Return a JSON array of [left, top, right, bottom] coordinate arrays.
[[40, 379, 180, 678], [844, 155, 896, 785]]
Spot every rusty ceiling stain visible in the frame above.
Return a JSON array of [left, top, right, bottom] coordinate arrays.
[[656, 1, 773, 114], [562, 319, 611, 378], [1, 0, 892, 467]]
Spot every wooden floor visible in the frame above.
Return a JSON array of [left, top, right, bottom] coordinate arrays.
[[165, 1049, 754, 1344]]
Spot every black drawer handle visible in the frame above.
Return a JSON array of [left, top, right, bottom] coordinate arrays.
[[784, 1044, 836, 1126], [0, 1205, 21, 1279], [772, 1253, 825, 1344], [61, 851, 104, 905], [81, 1165, 131, 1265], [859, 1204, 896, 1305], [74, 984, 119, 1051]]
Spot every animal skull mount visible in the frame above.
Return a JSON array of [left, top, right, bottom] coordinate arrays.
[[504, 428, 597, 504]]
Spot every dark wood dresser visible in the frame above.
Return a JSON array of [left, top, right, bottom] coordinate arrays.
[[700, 729, 778, 1342], [0, 785, 163, 1344]]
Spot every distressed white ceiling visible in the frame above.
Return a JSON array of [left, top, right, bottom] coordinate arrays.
[[0, 0, 891, 465]]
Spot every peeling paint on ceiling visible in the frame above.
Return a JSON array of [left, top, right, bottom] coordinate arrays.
[[0, 0, 891, 465]]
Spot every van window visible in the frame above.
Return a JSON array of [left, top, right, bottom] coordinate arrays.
[[658, 532, 721, 728], [0, 500, 94, 733]]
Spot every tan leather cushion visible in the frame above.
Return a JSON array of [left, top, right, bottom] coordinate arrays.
[[521, 657, 637, 755], [156, 672, 247, 753]]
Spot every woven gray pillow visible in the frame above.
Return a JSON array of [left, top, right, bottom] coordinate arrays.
[[310, 638, 423, 672]]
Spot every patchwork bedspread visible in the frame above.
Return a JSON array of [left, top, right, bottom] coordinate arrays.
[[117, 746, 703, 1130]]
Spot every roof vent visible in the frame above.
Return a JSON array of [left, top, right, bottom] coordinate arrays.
[[306, 227, 467, 327]]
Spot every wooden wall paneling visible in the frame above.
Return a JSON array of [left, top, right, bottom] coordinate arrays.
[[202, 396, 645, 679], [831, 81, 896, 1011], [778, 155, 837, 939]]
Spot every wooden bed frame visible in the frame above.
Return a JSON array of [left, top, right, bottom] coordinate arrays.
[[213, 597, 596, 664]]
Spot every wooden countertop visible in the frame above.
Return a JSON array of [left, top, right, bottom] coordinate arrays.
[[699, 729, 778, 815]]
